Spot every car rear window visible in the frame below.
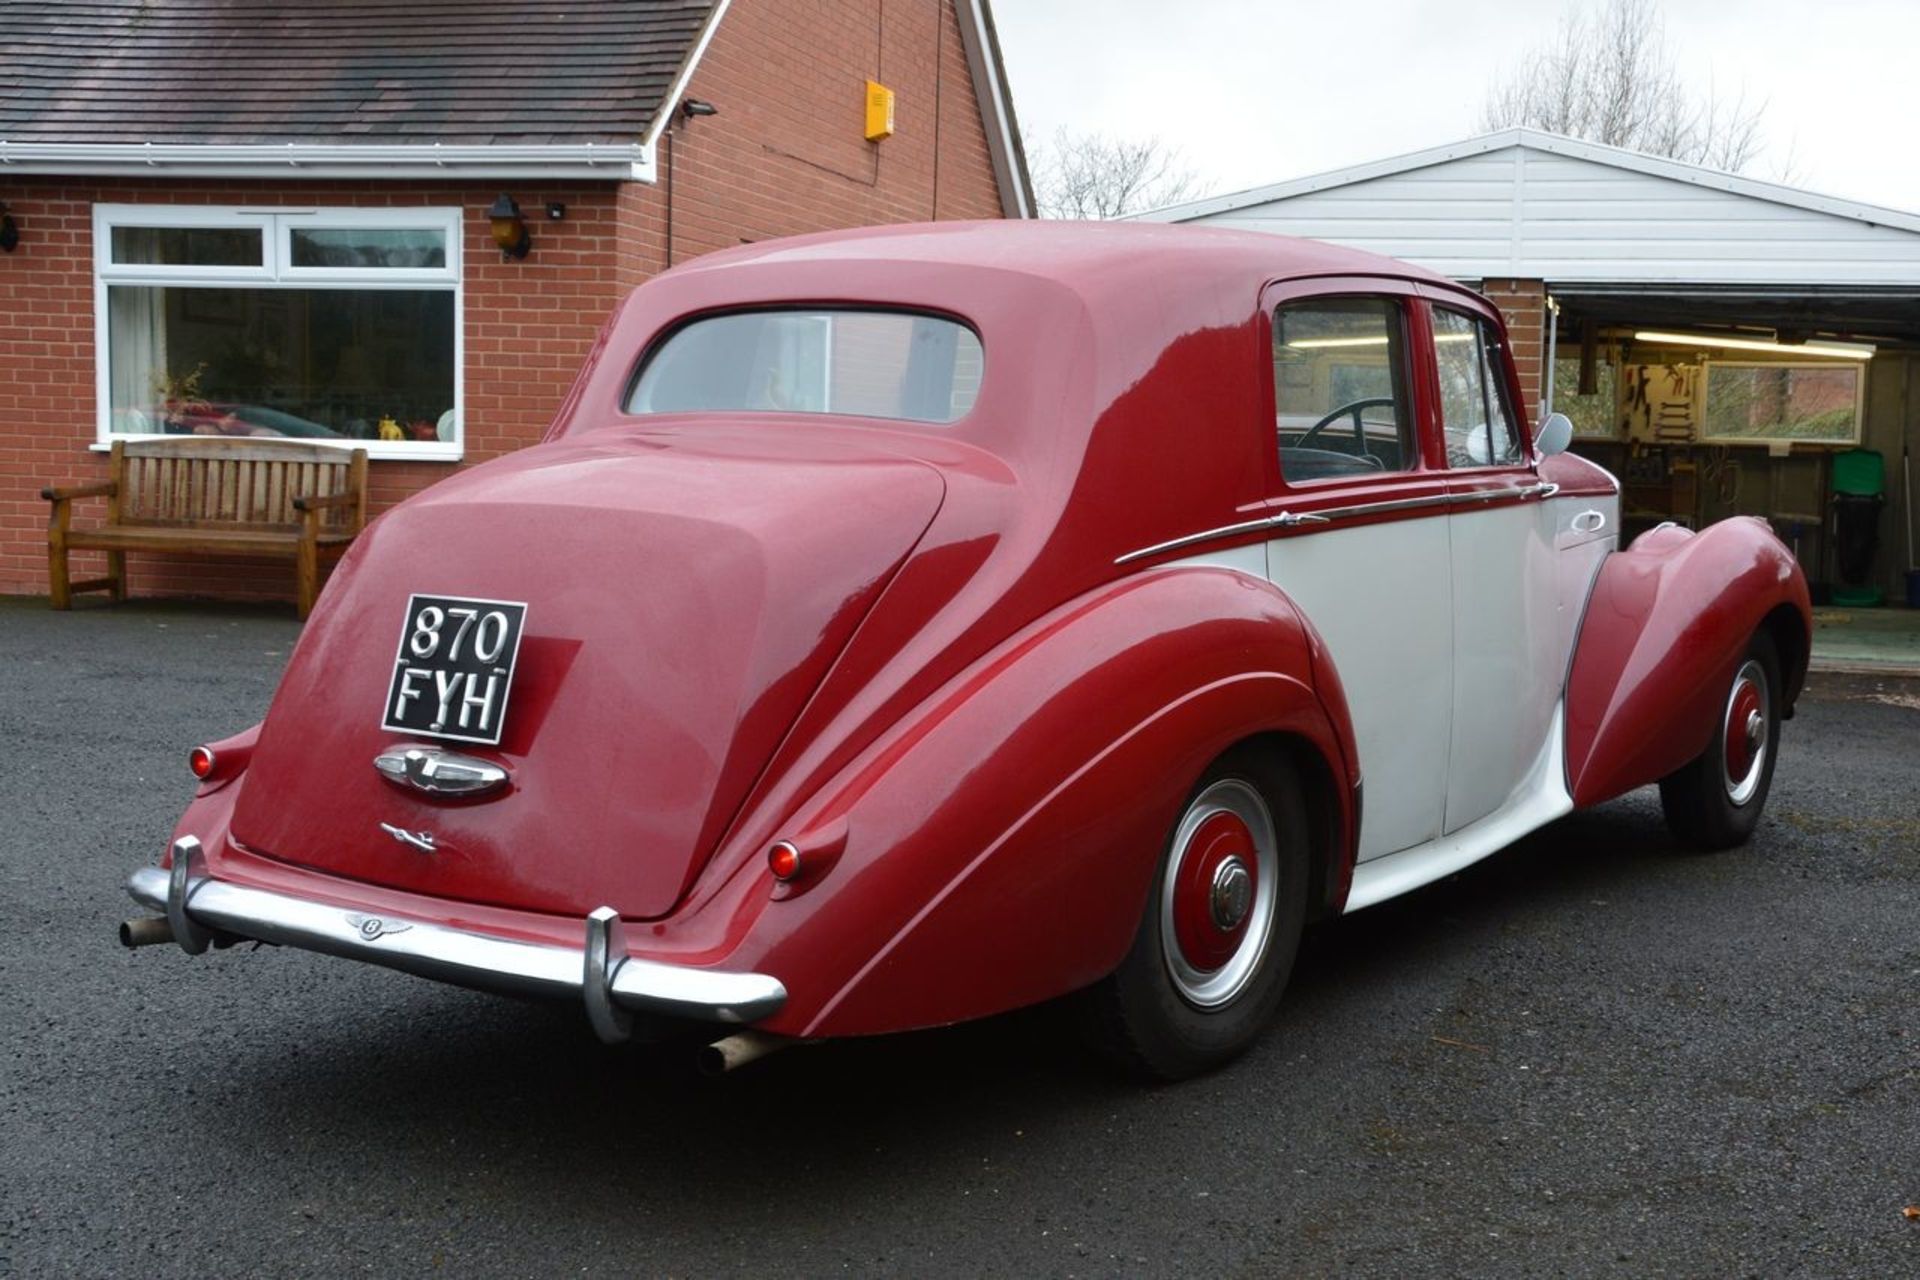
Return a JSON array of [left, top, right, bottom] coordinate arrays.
[[627, 309, 983, 424]]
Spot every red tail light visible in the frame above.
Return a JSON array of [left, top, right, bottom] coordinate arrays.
[[768, 841, 802, 881], [183, 725, 259, 791]]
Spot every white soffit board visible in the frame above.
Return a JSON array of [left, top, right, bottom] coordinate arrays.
[[0, 140, 653, 182], [1136, 129, 1920, 287]]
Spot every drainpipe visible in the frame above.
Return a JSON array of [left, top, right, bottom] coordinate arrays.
[[1541, 293, 1561, 420]]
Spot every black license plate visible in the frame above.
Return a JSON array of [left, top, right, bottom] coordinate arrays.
[[381, 594, 529, 746]]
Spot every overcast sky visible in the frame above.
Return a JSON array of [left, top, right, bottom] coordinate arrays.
[[994, 0, 1920, 215]]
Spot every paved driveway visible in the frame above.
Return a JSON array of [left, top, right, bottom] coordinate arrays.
[[2, 598, 1916, 1277]]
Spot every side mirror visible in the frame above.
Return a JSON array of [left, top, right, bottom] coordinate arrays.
[[1535, 411, 1573, 458]]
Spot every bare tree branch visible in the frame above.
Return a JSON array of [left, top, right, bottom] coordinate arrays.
[[1480, 0, 1775, 173], [1030, 128, 1206, 220], [1769, 133, 1805, 187]]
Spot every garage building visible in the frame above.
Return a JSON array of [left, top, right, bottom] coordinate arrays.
[[1141, 128, 1920, 606]]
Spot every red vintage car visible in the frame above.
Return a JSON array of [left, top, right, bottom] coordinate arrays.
[[121, 222, 1811, 1079]]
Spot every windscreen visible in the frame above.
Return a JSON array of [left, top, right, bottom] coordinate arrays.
[[628, 310, 983, 424]]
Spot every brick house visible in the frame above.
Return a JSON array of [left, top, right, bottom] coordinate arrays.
[[0, 0, 1030, 605]]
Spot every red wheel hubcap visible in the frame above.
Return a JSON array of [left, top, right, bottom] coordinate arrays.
[[1171, 810, 1259, 972], [1725, 680, 1763, 783]]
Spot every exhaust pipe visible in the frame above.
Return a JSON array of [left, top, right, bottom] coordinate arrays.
[[697, 1029, 798, 1076], [120, 916, 175, 948]]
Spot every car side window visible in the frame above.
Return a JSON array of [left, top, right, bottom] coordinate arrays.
[[1432, 307, 1522, 468], [1272, 297, 1415, 482]]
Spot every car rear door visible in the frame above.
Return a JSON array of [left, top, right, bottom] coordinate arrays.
[[1258, 278, 1454, 861]]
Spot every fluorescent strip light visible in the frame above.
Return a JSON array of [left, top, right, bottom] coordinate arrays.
[[1286, 333, 1473, 350], [1286, 336, 1388, 349], [1633, 330, 1874, 360]]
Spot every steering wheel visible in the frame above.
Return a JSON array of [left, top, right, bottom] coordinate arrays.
[[1295, 398, 1397, 451]]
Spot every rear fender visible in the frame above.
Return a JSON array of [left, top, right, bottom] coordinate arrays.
[[748, 567, 1358, 1039], [1566, 517, 1811, 808]]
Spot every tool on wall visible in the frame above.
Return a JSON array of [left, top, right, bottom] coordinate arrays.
[[1621, 362, 1701, 445], [1701, 446, 1741, 509]]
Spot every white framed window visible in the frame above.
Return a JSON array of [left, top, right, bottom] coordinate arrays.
[[1700, 361, 1865, 446], [93, 204, 464, 461]]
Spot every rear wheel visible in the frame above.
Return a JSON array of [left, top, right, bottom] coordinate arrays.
[[1659, 629, 1782, 850], [1082, 746, 1310, 1080]]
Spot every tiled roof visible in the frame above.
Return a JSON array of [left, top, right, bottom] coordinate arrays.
[[0, 0, 717, 146]]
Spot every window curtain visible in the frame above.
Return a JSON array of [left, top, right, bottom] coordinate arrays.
[[107, 285, 167, 433]]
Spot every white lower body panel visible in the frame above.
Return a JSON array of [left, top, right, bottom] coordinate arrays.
[[1265, 521, 1453, 860], [1343, 701, 1573, 913]]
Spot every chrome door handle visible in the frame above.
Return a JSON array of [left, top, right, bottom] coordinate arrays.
[[1271, 510, 1332, 528], [1517, 482, 1560, 500]]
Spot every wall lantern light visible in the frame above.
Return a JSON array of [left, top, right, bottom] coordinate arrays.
[[487, 193, 531, 260], [0, 205, 18, 253], [680, 98, 718, 123]]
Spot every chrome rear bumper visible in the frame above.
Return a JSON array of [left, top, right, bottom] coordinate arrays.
[[126, 838, 786, 1040]]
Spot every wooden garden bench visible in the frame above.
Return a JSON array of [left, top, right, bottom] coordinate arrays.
[[42, 438, 369, 619]]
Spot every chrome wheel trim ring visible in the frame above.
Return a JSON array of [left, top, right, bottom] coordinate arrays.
[[1723, 658, 1770, 806], [1159, 778, 1280, 1010]]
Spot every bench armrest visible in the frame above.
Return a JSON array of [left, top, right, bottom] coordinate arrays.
[[41, 481, 117, 503], [291, 491, 356, 513]]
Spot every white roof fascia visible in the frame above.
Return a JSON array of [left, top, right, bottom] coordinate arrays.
[[638, 0, 732, 165], [1134, 126, 1920, 236], [0, 140, 654, 182], [956, 0, 1034, 219], [1514, 129, 1920, 233]]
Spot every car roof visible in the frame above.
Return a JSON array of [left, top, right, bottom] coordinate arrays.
[[559, 220, 1490, 590], [672, 219, 1456, 301], [563, 219, 1489, 512]]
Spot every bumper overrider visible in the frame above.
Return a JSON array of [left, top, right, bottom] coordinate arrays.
[[125, 837, 787, 1043]]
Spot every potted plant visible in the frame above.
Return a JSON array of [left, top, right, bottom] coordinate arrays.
[[153, 362, 211, 433]]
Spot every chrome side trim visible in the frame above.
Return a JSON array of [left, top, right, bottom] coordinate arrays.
[[1309, 492, 1457, 521], [126, 865, 787, 1025], [1118, 481, 1568, 566], [1116, 495, 1446, 564], [1114, 512, 1302, 565], [1450, 482, 1560, 505], [374, 745, 509, 798]]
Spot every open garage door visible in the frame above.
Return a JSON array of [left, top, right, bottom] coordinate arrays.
[[1544, 284, 1920, 606]]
